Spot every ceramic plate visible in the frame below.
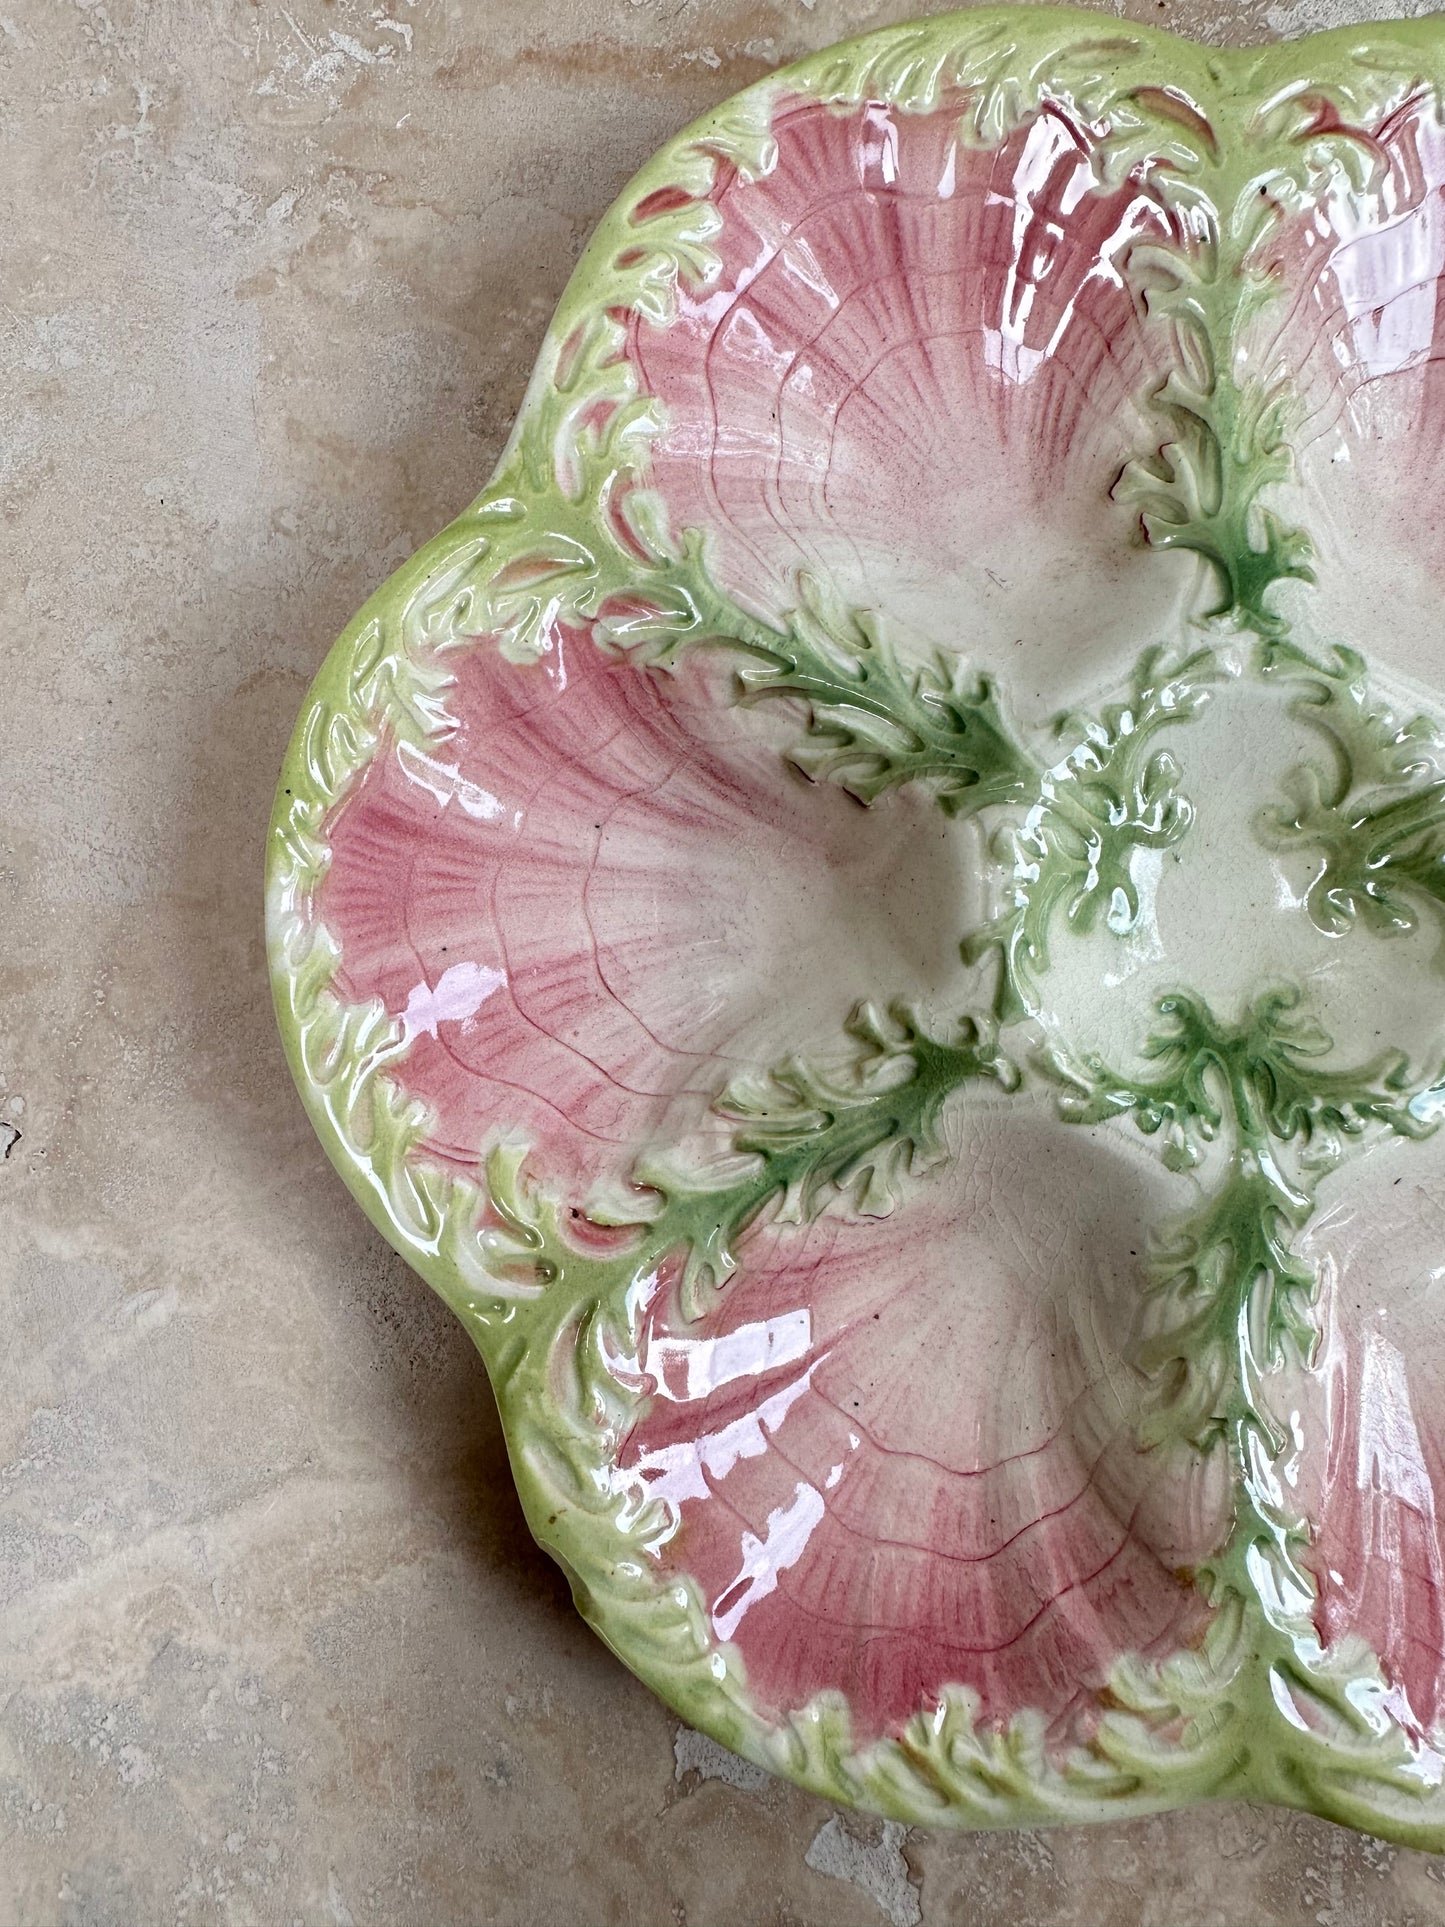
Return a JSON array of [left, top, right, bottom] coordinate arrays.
[[268, 6, 1445, 1843]]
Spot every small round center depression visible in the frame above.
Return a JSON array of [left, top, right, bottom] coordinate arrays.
[[1018, 667, 1445, 1084]]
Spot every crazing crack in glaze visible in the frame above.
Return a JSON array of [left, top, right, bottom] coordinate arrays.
[[268, 7, 1445, 1844]]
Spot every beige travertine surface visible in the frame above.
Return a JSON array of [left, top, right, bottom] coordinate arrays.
[[8, 2, 1445, 1922]]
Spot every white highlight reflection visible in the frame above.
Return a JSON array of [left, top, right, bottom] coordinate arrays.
[[1326, 185, 1445, 380], [644, 1309, 812, 1401], [711, 1480, 827, 1641], [397, 740, 515, 823], [1357, 1332, 1439, 1523], [981, 116, 1151, 388], [401, 959, 507, 1042], [625, 1365, 817, 1509]]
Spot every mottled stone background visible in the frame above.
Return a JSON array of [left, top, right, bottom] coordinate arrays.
[[6, 1, 1445, 1922]]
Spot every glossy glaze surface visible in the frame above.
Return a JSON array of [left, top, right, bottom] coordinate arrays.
[[269, 7, 1445, 1843]]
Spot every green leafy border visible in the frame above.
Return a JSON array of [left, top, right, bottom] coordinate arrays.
[[966, 644, 1221, 1021], [1260, 643, 1445, 940]]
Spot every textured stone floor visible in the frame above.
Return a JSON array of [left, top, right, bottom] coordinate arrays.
[[6, 1, 1445, 1922]]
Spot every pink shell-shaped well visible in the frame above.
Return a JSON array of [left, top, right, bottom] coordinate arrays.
[[1263, 97, 1445, 682], [615, 1117, 1220, 1742], [628, 94, 1194, 699]]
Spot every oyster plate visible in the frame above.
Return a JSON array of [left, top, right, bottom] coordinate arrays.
[[268, 6, 1445, 1844]]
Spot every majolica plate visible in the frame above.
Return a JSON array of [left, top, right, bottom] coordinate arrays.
[[268, 6, 1445, 1844]]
